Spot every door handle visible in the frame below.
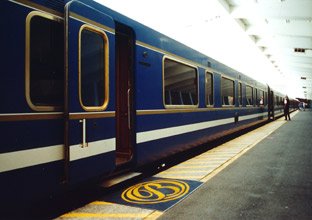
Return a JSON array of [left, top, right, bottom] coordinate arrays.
[[79, 119, 88, 148]]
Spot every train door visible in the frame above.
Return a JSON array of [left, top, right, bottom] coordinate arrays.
[[268, 87, 274, 120], [115, 23, 135, 166], [65, 1, 116, 183]]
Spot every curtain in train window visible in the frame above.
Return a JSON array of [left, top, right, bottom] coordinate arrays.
[[246, 85, 253, 106], [206, 72, 213, 106], [164, 58, 198, 106], [79, 26, 108, 110], [221, 77, 234, 106], [28, 14, 64, 110]]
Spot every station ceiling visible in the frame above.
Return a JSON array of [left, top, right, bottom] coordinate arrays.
[[98, 0, 312, 100], [220, 0, 312, 100]]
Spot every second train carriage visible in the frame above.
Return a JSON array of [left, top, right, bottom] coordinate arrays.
[[0, 0, 296, 212]]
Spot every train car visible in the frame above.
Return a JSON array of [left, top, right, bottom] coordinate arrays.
[[0, 0, 293, 213]]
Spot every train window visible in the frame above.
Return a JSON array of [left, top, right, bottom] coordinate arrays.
[[238, 82, 242, 106], [79, 25, 109, 111], [26, 12, 64, 111], [221, 77, 235, 106], [164, 58, 198, 107], [246, 85, 253, 106], [205, 72, 213, 106]]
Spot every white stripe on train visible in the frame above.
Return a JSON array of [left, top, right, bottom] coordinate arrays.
[[0, 112, 266, 173]]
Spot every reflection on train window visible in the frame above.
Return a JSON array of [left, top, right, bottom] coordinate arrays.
[[27, 13, 64, 110], [206, 72, 213, 106], [79, 26, 108, 111], [221, 77, 234, 106], [238, 82, 242, 106], [246, 85, 253, 106], [164, 58, 198, 106]]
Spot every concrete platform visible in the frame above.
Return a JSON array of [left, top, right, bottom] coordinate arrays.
[[159, 110, 312, 220], [57, 110, 312, 219]]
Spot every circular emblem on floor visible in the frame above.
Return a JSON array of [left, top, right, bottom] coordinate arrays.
[[121, 179, 190, 204]]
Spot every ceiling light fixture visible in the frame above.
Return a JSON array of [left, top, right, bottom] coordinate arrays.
[[294, 48, 306, 53]]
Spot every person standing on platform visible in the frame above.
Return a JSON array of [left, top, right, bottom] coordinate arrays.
[[284, 95, 291, 120]]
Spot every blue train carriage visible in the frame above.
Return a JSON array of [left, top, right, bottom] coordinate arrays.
[[0, 0, 119, 211], [0, 0, 272, 211]]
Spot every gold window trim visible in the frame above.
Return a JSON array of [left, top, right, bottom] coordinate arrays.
[[162, 56, 199, 109], [78, 24, 109, 111], [25, 11, 63, 111]]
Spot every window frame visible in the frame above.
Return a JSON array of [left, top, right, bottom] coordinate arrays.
[[163, 56, 199, 109], [78, 24, 109, 111], [25, 11, 64, 111], [221, 76, 235, 107]]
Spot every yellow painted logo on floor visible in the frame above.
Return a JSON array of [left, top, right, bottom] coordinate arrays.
[[101, 177, 202, 211], [121, 179, 190, 204]]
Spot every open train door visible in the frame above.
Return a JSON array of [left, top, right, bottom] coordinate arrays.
[[64, 1, 117, 183], [268, 86, 274, 120], [115, 23, 135, 167]]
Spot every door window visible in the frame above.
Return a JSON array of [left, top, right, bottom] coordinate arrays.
[[79, 25, 109, 111]]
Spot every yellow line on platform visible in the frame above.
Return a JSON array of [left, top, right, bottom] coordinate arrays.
[[183, 160, 228, 165], [160, 170, 211, 174], [171, 165, 218, 169], [193, 156, 234, 159], [60, 212, 148, 218], [155, 175, 205, 179], [144, 211, 163, 220], [200, 116, 292, 183], [90, 201, 114, 205]]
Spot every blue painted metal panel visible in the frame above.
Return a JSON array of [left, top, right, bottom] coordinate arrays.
[[0, 119, 63, 153], [135, 46, 164, 110], [66, 1, 116, 183], [198, 68, 206, 108], [136, 108, 265, 133], [68, 118, 115, 145], [69, 151, 115, 184], [0, 2, 33, 113], [136, 116, 262, 166], [0, 160, 64, 213]]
